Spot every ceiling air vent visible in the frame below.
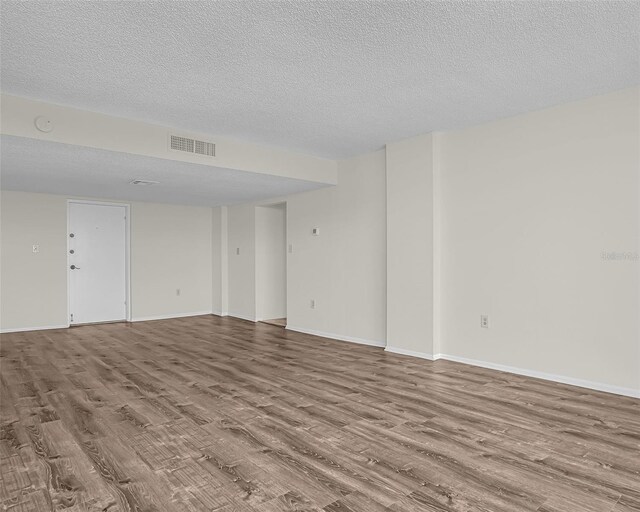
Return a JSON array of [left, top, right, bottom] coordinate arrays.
[[130, 179, 159, 186], [169, 134, 216, 157]]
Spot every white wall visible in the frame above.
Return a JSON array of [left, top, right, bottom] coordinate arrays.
[[212, 206, 228, 316], [439, 87, 639, 394], [386, 134, 435, 356], [255, 204, 287, 321], [286, 149, 387, 345], [0, 191, 214, 330], [227, 203, 257, 321], [130, 202, 212, 320], [0, 191, 68, 330]]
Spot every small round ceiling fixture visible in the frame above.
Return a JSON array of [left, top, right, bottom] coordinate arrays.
[[34, 116, 53, 133]]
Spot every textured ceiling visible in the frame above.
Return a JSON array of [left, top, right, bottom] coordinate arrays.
[[1, 1, 639, 159], [0, 136, 327, 206]]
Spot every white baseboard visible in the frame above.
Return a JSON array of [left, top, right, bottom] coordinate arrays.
[[436, 353, 640, 399], [130, 311, 213, 322], [385, 346, 434, 360], [286, 326, 386, 348], [227, 312, 257, 322], [255, 316, 288, 323], [212, 310, 228, 317], [1, 324, 70, 334], [381, 346, 638, 399]]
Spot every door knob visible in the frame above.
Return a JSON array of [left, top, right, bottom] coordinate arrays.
[[70, 265, 80, 270]]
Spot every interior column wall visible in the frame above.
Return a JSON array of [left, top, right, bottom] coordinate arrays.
[[385, 134, 435, 357]]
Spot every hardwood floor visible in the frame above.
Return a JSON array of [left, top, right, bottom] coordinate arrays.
[[1, 315, 638, 511]]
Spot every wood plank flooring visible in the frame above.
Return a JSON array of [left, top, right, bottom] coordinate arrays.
[[1, 315, 638, 511]]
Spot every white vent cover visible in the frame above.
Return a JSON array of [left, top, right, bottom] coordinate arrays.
[[130, 179, 160, 186], [170, 134, 216, 157]]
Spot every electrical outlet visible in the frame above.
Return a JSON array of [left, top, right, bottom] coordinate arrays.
[[310, 299, 316, 309], [480, 315, 489, 328]]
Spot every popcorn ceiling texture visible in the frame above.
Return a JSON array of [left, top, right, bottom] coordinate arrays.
[[1, 1, 639, 159]]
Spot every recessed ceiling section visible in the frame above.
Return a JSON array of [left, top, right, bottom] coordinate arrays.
[[1, 1, 638, 159], [0, 135, 329, 206]]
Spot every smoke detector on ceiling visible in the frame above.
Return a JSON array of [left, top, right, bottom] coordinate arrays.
[[130, 179, 160, 186], [34, 116, 53, 133]]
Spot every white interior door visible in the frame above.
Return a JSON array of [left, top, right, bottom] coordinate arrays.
[[69, 202, 127, 324]]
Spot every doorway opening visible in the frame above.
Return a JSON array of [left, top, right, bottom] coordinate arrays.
[[67, 200, 130, 325], [255, 203, 287, 327]]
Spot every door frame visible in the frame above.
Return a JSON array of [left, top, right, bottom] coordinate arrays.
[[66, 199, 131, 326]]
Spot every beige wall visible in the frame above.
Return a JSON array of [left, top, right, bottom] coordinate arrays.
[[255, 204, 287, 321], [286, 149, 387, 345], [439, 87, 639, 393], [130, 202, 212, 320], [0, 191, 214, 330], [227, 203, 257, 321], [386, 134, 435, 356], [212, 206, 228, 315], [1, 191, 68, 330], [221, 150, 386, 344]]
